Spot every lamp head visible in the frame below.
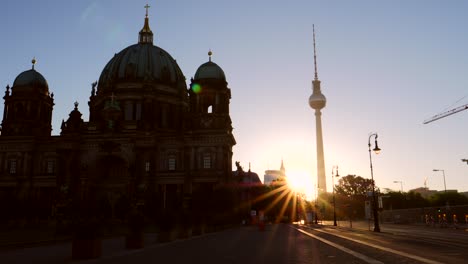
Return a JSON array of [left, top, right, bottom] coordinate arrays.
[[373, 144, 381, 155], [433, 169, 439, 172], [373, 137, 381, 154]]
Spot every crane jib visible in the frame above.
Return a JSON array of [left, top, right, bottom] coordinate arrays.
[[423, 104, 468, 124]]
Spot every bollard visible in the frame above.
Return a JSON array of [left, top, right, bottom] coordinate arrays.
[[258, 221, 265, 231]]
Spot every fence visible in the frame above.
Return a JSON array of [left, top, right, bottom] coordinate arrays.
[[380, 204, 468, 225]]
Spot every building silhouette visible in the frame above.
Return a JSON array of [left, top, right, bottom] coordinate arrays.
[[233, 162, 261, 185], [0, 10, 235, 220], [264, 160, 286, 185]]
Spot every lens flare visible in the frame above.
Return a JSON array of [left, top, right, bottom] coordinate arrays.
[[192, 83, 201, 93], [287, 170, 314, 200]]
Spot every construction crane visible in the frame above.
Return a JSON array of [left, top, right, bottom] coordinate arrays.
[[423, 103, 468, 124]]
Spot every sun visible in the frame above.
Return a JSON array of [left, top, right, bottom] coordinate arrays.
[[286, 170, 315, 200]]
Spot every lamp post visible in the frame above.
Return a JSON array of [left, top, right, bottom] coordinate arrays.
[[432, 169, 446, 193], [332, 165, 340, 226], [393, 181, 403, 192], [314, 184, 319, 224], [368, 133, 381, 232]]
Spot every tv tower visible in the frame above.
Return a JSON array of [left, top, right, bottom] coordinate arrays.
[[308, 25, 327, 194]]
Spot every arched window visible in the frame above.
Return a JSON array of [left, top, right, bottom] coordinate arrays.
[[207, 105, 212, 114], [203, 155, 211, 169], [135, 102, 142, 120], [46, 160, 55, 174], [168, 157, 176, 171], [145, 161, 150, 172], [9, 160, 17, 174], [124, 101, 133, 120]]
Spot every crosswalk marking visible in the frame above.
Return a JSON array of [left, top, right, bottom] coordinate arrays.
[[300, 226, 444, 264]]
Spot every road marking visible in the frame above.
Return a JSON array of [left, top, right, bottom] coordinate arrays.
[[309, 226, 444, 264], [292, 227, 384, 264]]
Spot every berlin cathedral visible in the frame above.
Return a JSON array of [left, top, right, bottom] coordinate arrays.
[[0, 9, 235, 220]]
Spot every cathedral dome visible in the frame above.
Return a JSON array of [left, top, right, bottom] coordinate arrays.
[[98, 44, 186, 90], [194, 61, 226, 80], [97, 11, 186, 93], [12, 68, 49, 95], [194, 51, 226, 81]]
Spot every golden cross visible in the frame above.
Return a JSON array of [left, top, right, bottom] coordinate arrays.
[[144, 4, 150, 17]]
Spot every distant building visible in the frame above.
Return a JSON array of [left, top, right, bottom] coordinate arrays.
[[410, 187, 459, 198], [409, 187, 438, 198], [264, 160, 286, 185]]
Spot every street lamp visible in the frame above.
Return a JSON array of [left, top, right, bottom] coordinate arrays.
[[332, 165, 340, 226], [432, 169, 446, 193], [314, 184, 319, 224], [368, 133, 381, 232], [393, 180, 403, 192]]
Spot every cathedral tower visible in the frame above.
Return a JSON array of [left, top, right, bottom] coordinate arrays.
[[1, 59, 54, 137], [189, 50, 236, 182]]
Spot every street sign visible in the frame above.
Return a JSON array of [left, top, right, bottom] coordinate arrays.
[[365, 201, 371, 219]]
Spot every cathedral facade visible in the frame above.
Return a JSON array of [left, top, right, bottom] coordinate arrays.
[[0, 12, 235, 220]]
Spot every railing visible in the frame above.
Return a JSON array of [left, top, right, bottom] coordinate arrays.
[[380, 204, 468, 224]]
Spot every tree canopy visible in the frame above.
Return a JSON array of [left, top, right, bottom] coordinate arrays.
[[335, 174, 375, 197]]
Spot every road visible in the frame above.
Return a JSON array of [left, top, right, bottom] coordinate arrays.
[[0, 223, 467, 263]]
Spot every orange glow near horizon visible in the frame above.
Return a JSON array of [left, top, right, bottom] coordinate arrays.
[[287, 170, 315, 201], [231, 178, 311, 223]]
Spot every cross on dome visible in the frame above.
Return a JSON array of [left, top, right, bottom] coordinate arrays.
[[144, 4, 150, 17], [139, 4, 154, 44]]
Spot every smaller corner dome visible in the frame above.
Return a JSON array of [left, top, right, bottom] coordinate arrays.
[[12, 69, 49, 94], [194, 61, 226, 81]]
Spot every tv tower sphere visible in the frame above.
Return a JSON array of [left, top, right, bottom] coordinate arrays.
[[309, 91, 326, 110]]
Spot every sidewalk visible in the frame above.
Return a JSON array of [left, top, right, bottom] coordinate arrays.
[[0, 222, 152, 250], [0, 224, 238, 263], [0, 226, 71, 249], [0, 232, 159, 264], [315, 220, 468, 233]]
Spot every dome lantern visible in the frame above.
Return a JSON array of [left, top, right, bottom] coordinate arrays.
[[139, 4, 153, 44]]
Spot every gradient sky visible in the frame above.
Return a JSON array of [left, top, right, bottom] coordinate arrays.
[[1, 0, 467, 198]]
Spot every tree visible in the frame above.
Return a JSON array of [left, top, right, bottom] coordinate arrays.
[[428, 192, 468, 206], [335, 175, 374, 197], [380, 191, 429, 210], [334, 175, 377, 219]]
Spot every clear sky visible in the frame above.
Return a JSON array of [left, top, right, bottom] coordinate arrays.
[[1, 0, 467, 198]]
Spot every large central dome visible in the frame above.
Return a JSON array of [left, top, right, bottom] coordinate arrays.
[[97, 13, 186, 93], [98, 44, 185, 88]]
